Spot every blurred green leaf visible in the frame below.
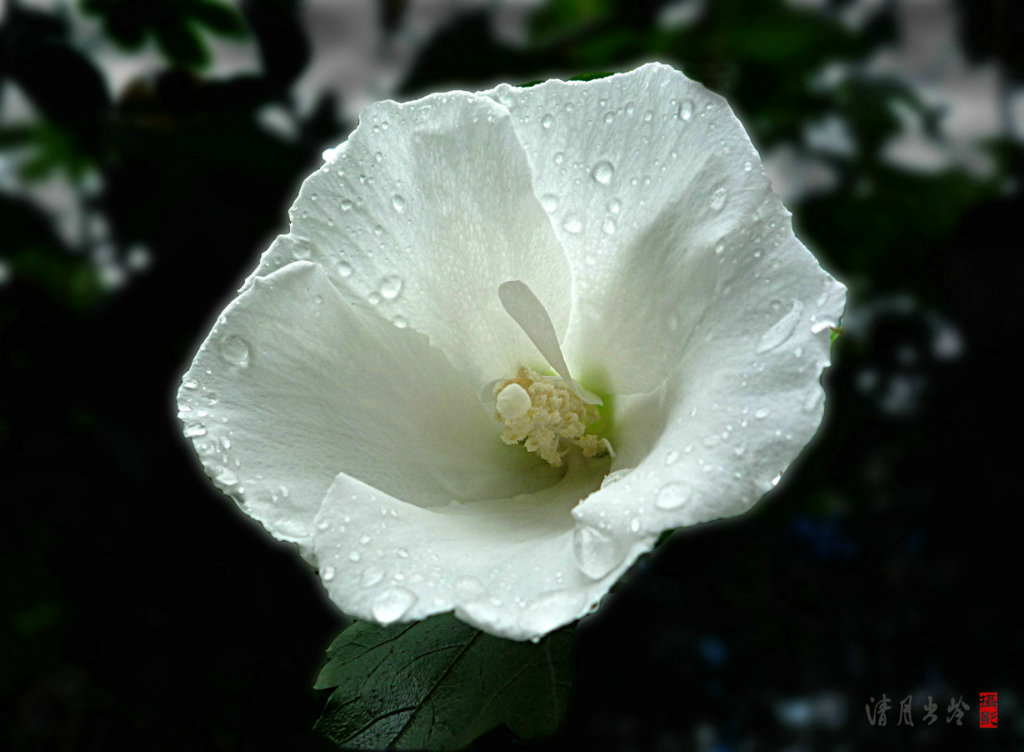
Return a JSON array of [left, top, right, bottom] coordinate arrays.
[[80, 0, 248, 69], [314, 613, 573, 750]]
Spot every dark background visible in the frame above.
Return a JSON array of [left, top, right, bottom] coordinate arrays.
[[2, 0, 1022, 749]]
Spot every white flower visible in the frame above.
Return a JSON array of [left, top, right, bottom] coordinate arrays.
[[177, 63, 846, 641]]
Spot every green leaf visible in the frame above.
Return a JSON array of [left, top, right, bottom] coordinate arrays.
[[314, 613, 574, 750]]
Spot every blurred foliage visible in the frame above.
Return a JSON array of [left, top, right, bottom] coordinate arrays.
[[81, 0, 248, 69]]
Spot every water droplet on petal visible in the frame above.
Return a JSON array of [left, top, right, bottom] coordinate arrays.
[[562, 215, 583, 234], [337, 261, 353, 277], [554, 152, 565, 165], [573, 525, 625, 580], [678, 99, 694, 121], [456, 576, 484, 595], [665, 449, 680, 466], [541, 113, 554, 129], [756, 300, 804, 353], [218, 335, 251, 366], [656, 483, 691, 510], [591, 160, 615, 185], [519, 591, 581, 637], [391, 194, 406, 213], [607, 198, 621, 214], [710, 187, 728, 212], [602, 217, 617, 235], [361, 567, 384, 587], [541, 194, 559, 213], [372, 587, 417, 624], [379, 275, 403, 300], [322, 566, 335, 582]]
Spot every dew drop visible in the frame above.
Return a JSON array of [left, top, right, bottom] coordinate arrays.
[[754, 408, 770, 420], [392, 315, 408, 329], [218, 335, 251, 366], [391, 194, 406, 213], [348, 551, 361, 562], [756, 300, 804, 353], [361, 567, 384, 587], [709, 187, 728, 212], [322, 566, 335, 582], [602, 217, 617, 235], [340, 199, 353, 211], [572, 525, 625, 580], [655, 483, 691, 510], [554, 151, 565, 165], [456, 576, 483, 595], [541, 113, 554, 129], [665, 449, 680, 466], [678, 99, 694, 121], [372, 587, 417, 624], [541, 193, 559, 213], [591, 160, 614, 185], [337, 260, 353, 278], [607, 198, 621, 214], [379, 275, 403, 300], [562, 215, 583, 234], [519, 591, 581, 637]]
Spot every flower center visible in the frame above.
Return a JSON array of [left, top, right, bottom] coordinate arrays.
[[493, 280, 613, 467], [493, 367, 611, 467]]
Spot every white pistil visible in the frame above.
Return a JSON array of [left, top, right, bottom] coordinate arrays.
[[498, 280, 602, 405]]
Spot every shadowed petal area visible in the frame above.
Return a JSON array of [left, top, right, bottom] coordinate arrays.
[[178, 261, 561, 551], [311, 455, 656, 641], [247, 90, 572, 390]]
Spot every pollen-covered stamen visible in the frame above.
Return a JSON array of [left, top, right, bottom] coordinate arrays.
[[494, 367, 609, 467]]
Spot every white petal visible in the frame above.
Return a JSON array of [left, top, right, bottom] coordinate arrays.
[[178, 261, 561, 550], [485, 64, 846, 540], [488, 64, 819, 396], [246, 91, 572, 389], [311, 456, 656, 641], [574, 222, 846, 537]]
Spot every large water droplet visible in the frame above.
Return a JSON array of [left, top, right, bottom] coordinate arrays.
[[322, 566, 336, 582], [337, 260, 353, 278], [372, 587, 417, 623], [218, 335, 251, 366], [678, 99, 694, 122], [541, 194, 559, 213], [656, 483, 691, 510], [379, 275, 403, 300], [602, 217, 617, 235], [756, 300, 804, 353], [572, 525, 625, 580], [591, 160, 615, 185], [541, 113, 554, 129], [391, 194, 406, 213]]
